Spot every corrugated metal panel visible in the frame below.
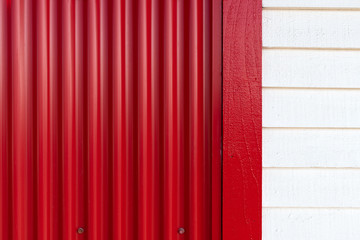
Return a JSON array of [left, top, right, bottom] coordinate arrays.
[[0, 0, 221, 240]]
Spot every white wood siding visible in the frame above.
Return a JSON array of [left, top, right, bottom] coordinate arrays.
[[263, 10, 360, 49], [264, 169, 360, 207], [263, 208, 360, 240], [263, 2, 360, 239], [263, 88, 360, 128], [263, 129, 360, 167], [263, 0, 360, 9], [263, 49, 360, 88]]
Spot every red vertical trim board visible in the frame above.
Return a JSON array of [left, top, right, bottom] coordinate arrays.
[[223, 0, 262, 240]]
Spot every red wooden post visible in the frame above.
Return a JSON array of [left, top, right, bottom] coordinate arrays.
[[223, 0, 262, 239]]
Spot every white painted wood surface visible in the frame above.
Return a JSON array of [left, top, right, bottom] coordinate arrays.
[[263, 10, 360, 49], [263, 49, 360, 88], [263, 168, 360, 207], [263, 88, 360, 128], [263, 128, 360, 167], [263, 0, 360, 9], [262, 3, 360, 239], [263, 208, 360, 240]]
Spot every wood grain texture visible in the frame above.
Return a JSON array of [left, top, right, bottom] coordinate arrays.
[[263, 168, 360, 207], [223, 0, 262, 239], [263, 0, 360, 9], [263, 208, 360, 240], [263, 49, 360, 88], [263, 128, 360, 167], [263, 10, 360, 49], [263, 88, 360, 128]]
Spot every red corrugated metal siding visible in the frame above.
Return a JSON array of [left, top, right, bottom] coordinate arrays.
[[0, 0, 221, 240]]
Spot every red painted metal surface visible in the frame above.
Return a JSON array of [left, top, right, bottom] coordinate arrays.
[[223, 0, 262, 240], [0, 0, 221, 240]]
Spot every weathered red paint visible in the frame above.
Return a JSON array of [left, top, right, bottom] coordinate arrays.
[[223, 0, 262, 240], [0, 0, 221, 240]]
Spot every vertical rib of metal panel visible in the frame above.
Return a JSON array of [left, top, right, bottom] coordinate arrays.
[[0, 0, 221, 239]]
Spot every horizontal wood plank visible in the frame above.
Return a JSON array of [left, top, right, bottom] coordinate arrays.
[[263, 168, 360, 207], [263, 128, 360, 167], [263, 88, 360, 128], [263, 49, 360, 88], [263, 10, 360, 48], [263, 0, 360, 9], [263, 208, 360, 240]]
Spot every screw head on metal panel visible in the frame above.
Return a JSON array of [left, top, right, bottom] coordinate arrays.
[[178, 228, 185, 234], [77, 227, 85, 234]]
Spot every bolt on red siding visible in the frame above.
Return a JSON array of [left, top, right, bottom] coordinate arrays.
[[0, 0, 221, 240]]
